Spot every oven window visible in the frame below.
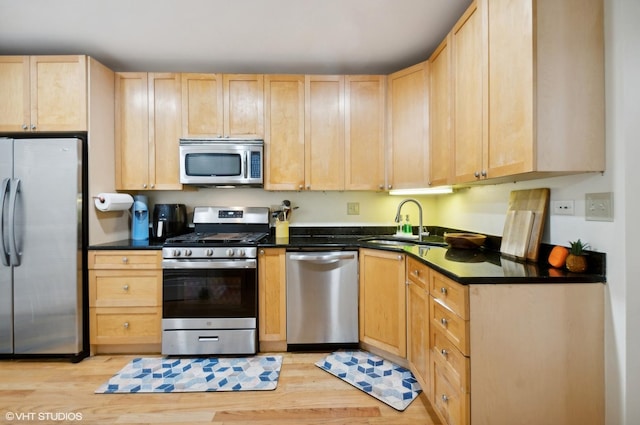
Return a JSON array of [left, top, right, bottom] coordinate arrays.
[[185, 153, 241, 177], [163, 268, 257, 318]]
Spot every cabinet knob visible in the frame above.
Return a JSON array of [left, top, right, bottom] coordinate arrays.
[[397, 255, 403, 261], [440, 317, 448, 327], [474, 171, 480, 178], [481, 170, 487, 177], [413, 269, 420, 277], [298, 184, 304, 190], [378, 184, 384, 189], [122, 257, 128, 264], [441, 349, 449, 357], [306, 185, 311, 190], [31, 124, 36, 130], [150, 184, 155, 188], [441, 394, 449, 403], [22, 124, 28, 130], [123, 322, 129, 329], [123, 284, 129, 291], [142, 183, 147, 188], [259, 249, 265, 255], [440, 287, 447, 295], [387, 184, 393, 190]]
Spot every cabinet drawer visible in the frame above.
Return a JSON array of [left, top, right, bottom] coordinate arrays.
[[430, 270, 468, 319], [432, 360, 470, 425], [91, 307, 161, 344], [88, 250, 161, 269], [407, 257, 429, 289], [430, 296, 469, 356], [89, 270, 161, 307], [430, 327, 470, 393]]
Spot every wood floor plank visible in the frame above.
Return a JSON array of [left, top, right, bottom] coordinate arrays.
[[0, 353, 441, 425]]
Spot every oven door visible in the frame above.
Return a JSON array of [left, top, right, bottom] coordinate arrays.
[[162, 259, 257, 321]]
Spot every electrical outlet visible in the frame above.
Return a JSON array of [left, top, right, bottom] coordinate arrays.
[[586, 192, 613, 221], [347, 202, 360, 215], [552, 200, 575, 215]]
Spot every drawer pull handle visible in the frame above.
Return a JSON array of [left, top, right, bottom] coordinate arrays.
[[440, 287, 447, 295], [440, 317, 448, 327], [122, 257, 129, 264], [413, 269, 420, 277], [123, 322, 129, 329], [441, 394, 449, 403], [441, 349, 449, 357], [123, 284, 129, 291]]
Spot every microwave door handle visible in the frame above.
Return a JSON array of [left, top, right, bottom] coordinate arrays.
[[243, 151, 248, 179]]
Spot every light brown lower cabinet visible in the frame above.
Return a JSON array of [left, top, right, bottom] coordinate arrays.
[[421, 268, 604, 425], [257, 248, 287, 351], [88, 250, 162, 354]]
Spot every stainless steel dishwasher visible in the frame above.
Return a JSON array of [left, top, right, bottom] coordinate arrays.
[[286, 251, 359, 346]]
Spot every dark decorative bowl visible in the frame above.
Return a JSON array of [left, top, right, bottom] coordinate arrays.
[[444, 232, 487, 249]]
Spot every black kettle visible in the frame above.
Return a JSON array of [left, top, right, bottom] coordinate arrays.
[[152, 204, 187, 241]]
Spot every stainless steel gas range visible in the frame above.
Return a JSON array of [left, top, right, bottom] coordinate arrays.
[[161, 206, 270, 356]]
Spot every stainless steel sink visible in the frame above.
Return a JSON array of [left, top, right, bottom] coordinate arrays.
[[359, 236, 447, 248], [361, 238, 415, 247]]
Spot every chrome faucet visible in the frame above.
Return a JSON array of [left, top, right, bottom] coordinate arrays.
[[395, 198, 425, 241]]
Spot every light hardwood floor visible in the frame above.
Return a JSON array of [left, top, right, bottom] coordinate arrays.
[[0, 353, 441, 425]]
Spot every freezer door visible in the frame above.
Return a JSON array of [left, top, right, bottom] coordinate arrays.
[[0, 138, 13, 353], [12, 138, 84, 354]]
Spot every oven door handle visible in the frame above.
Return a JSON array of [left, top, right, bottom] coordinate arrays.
[[162, 259, 257, 269]]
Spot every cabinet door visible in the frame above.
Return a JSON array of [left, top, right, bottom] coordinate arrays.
[[345, 75, 386, 191], [181, 73, 223, 137], [149, 73, 182, 190], [359, 249, 406, 357], [30, 55, 87, 132], [429, 36, 453, 187], [387, 62, 429, 190], [487, 0, 534, 178], [264, 75, 305, 191], [223, 74, 264, 138], [305, 75, 345, 191], [115, 72, 149, 190], [0, 56, 30, 132], [257, 248, 287, 350], [452, 0, 487, 184], [408, 277, 430, 393]]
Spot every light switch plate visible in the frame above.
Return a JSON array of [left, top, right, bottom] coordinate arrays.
[[347, 202, 360, 215], [585, 192, 613, 221]]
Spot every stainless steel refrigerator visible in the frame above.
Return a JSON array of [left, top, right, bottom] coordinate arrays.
[[1, 137, 87, 361]]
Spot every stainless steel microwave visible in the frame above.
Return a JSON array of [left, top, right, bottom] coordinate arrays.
[[179, 139, 264, 187]]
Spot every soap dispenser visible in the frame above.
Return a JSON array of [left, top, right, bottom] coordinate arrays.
[[402, 214, 412, 235]]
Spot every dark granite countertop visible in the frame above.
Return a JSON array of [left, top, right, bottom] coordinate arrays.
[[90, 226, 606, 284]]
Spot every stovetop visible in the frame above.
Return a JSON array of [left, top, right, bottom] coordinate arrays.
[[164, 231, 269, 246]]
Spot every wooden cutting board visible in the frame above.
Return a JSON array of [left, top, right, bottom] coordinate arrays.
[[505, 188, 550, 261], [500, 210, 535, 259]]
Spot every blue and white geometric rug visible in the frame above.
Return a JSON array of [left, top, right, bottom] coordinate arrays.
[[315, 350, 422, 411], [95, 355, 282, 394]]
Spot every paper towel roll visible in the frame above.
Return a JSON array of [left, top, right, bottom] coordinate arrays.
[[94, 193, 134, 212]]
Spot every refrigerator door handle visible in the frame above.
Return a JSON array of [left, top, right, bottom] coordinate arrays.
[[1, 178, 9, 266], [8, 178, 21, 267]]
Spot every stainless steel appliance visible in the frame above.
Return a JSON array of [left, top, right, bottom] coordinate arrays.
[[161, 206, 270, 355], [152, 203, 187, 241], [286, 251, 359, 347], [0, 137, 87, 360], [179, 139, 263, 187]]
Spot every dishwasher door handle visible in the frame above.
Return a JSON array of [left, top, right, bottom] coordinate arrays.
[[288, 253, 356, 264]]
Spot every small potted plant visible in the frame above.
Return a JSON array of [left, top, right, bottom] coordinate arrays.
[[566, 239, 590, 273]]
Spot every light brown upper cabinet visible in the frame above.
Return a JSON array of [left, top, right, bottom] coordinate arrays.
[[264, 75, 306, 190], [452, 0, 486, 184], [345, 75, 386, 191], [453, 0, 605, 184], [429, 36, 453, 187], [0, 55, 87, 132], [304, 75, 345, 191], [387, 61, 430, 190], [115, 72, 182, 191], [224, 74, 264, 138], [181, 73, 263, 138], [181, 73, 223, 137]]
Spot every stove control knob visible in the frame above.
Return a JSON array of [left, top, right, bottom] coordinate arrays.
[[184, 249, 192, 257], [237, 249, 246, 257], [226, 249, 235, 257], [205, 249, 214, 257], [172, 249, 181, 257]]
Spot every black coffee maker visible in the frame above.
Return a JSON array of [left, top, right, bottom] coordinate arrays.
[[152, 204, 187, 241]]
